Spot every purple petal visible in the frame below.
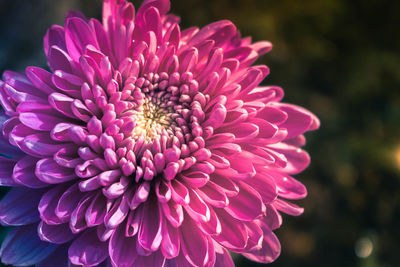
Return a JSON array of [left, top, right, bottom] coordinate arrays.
[[25, 67, 57, 94], [104, 196, 129, 229], [0, 224, 57, 266], [55, 183, 85, 222], [36, 158, 77, 184], [68, 228, 108, 266], [85, 192, 107, 227], [43, 25, 66, 56], [70, 193, 94, 233], [38, 221, 75, 244], [36, 245, 69, 267], [18, 102, 64, 131], [109, 225, 138, 267], [263, 204, 282, 230], [39, 183, 71, 225], [21, 132, 72, 158], [0, 157, 18, 186], [160, 201, 183, 228], [0, 187, 43, 226]]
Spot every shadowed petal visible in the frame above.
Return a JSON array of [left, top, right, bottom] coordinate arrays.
[[0, 187, 43, 226], [68, 228, 108, 266], [0, 224, 57, 266]]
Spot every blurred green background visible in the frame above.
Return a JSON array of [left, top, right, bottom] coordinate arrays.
[[1, 0, 399, 266]]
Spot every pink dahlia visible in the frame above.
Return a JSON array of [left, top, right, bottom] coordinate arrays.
[[0, 0, 319, 266]]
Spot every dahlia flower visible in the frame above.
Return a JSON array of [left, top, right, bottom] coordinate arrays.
[[0, 0, 319, 266]]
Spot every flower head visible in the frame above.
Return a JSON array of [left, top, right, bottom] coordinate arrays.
[[0, 0, 319, 266]]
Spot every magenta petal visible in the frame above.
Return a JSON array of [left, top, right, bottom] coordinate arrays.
[[68, 228, 108, 266], [246, 172, 278, 204], [65, 17, 99, 62], [109, 225, 138, 267], [0, 187, 42, 226], [198, 206, 221, 236], [161, 220, 180, 259], [224, 182, 263, 221], [214, 247, 234, 267], [273, 198, 304, 216], [196, 182, 229, 208], [48, 46, 74, 73], [170, 179, 190, 205], [132, 250, 166, 267], [138, 196, 163, 251], [263, 205, 282, 230], [43, 25, 66, 56], [38, 221, 74, 244], [25, 67, 57, 94], [243, 229, 281, 263], [270, 143, 310, 174], [160, 201, 183, 228], [184, 189, 210, 223], [213, 209, 247, 251], [273, 171, 307, 200], [48, 92, 78, 119], [277, 103, 320, 139], [179, 215, 209, 267]]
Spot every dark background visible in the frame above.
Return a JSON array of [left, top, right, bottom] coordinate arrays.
[[1, 0, 400, 266]]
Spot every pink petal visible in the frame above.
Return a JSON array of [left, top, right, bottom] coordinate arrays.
[[132, 250, 166, 267], [196, 182, 229, 208], [161, 219, 180, 259], [224, 182, 264, 221], [269, 143, 310, 174], [184, 189, 211, 223], [179, 215, 209, 267], [277, 103, 320, 139], [160, 201, 183, 228], [273, 198, 304, 216], [65, 17, 98, 62], [213, 209, 247, 251], [243, 229, 281, 263]]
